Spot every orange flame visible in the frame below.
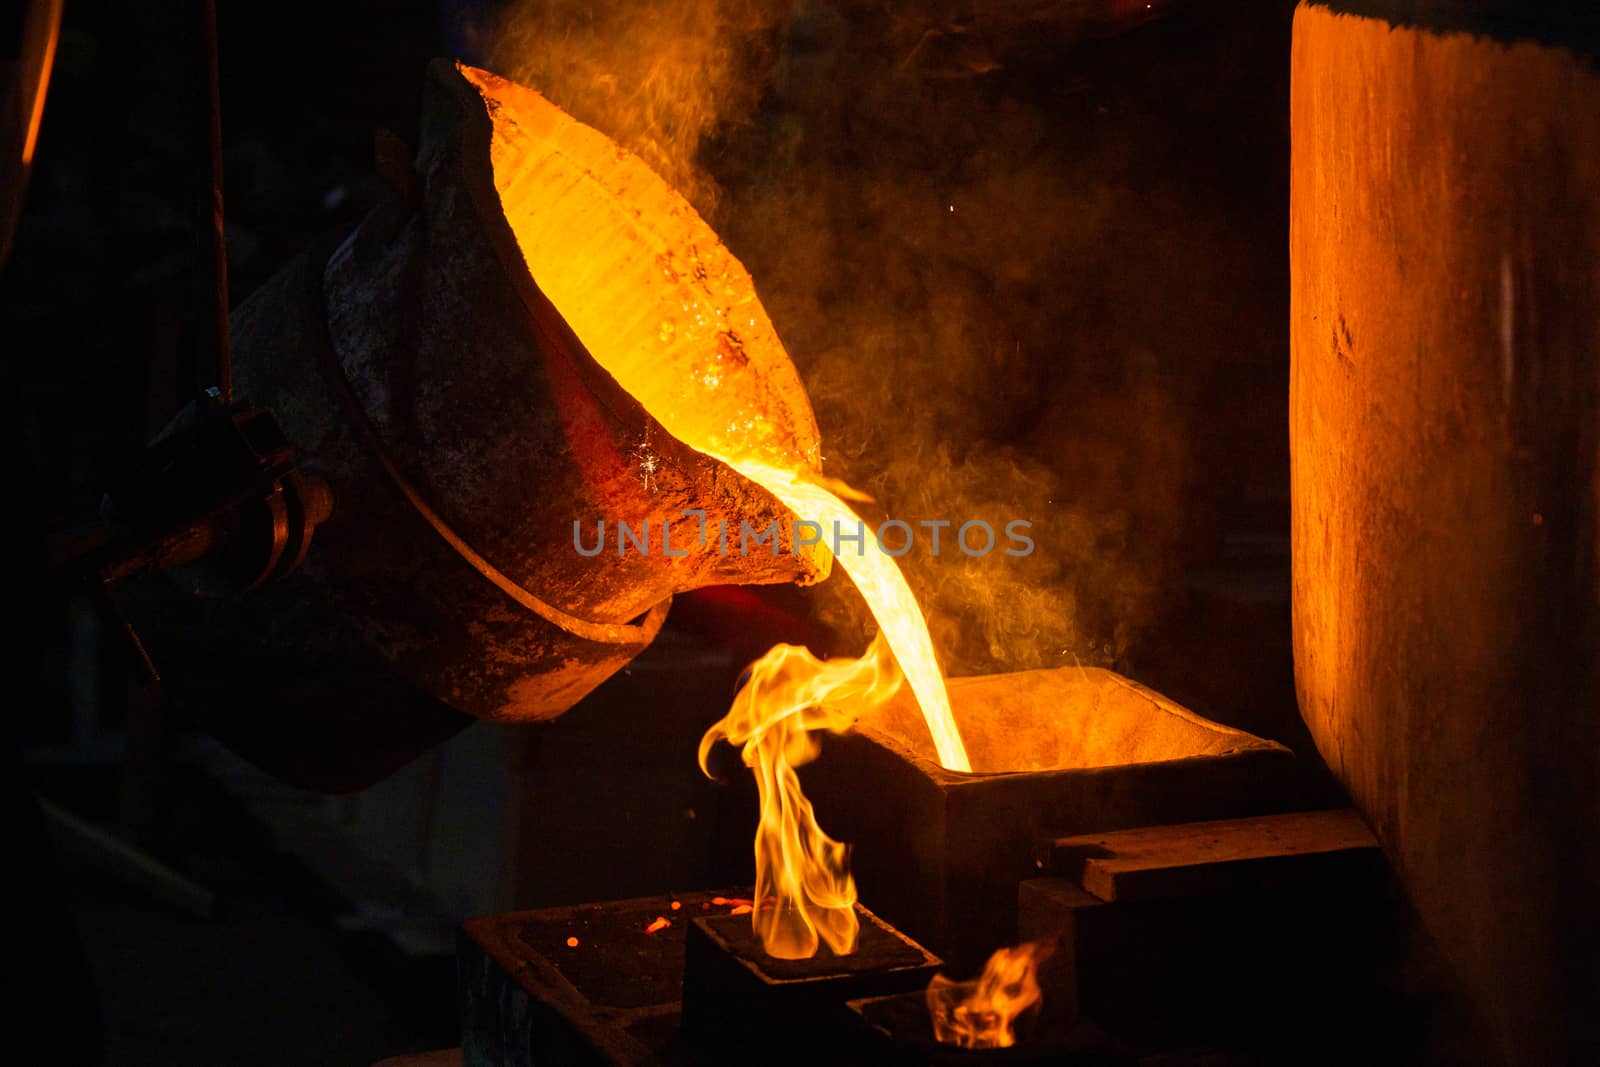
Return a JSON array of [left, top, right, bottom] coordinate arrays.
[[697, 465, 975, 959], [699, 633, 901, 959], [926, 941, 1053, 1049]]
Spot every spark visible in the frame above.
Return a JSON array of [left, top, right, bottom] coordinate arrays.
[[631, 426, 661, 493]]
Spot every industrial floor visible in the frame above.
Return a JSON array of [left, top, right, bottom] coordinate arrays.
[[35, 764, 459, 1067]]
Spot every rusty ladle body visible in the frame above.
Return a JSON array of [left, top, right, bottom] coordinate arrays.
[[131, 62, 829, 789]]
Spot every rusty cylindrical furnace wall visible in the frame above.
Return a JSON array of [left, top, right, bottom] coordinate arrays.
[[1290, 4, 1599, 1063]]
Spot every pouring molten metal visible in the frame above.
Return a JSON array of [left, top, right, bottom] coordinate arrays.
[[465, 63, 971, 958]]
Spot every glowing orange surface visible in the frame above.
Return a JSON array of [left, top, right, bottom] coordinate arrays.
[[465, 64, 974, 961]]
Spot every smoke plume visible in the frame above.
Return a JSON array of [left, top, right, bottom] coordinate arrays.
[[487, 0, 1281, 675]]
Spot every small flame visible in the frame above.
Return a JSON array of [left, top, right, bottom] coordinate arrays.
[[926, 942, 1053, 1050], [700, 633, 902, 959]]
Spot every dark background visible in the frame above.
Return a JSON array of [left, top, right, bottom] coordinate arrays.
[[2, 1, 1303, 1062]]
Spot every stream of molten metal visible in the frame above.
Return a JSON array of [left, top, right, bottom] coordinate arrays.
[[699, 463, 971, 958], [723, 459, 971, 774]]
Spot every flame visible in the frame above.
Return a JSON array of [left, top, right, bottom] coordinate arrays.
[[926, 941, 1052, 1050], [696, 464, 974, 959], [699, 633, 900, 959]]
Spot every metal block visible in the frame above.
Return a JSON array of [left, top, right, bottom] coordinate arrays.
[[1043, 808, 1381, 903], [681, 903, 940, 1051], [458, 892, 941, 1067], [1018, 869, 1400, 1051], [458, 890, 735, 1067]]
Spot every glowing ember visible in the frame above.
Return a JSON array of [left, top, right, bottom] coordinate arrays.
[[699, 634, 902, 959], [926, 942, 1052, 1050], [644, 916, 671, 935]]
